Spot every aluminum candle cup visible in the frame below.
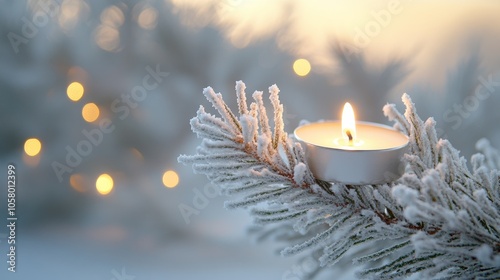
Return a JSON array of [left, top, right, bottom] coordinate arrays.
[[294, 121, 409, 185]]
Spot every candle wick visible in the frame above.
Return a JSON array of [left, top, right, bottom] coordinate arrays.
[[346, 130, 353, 142]]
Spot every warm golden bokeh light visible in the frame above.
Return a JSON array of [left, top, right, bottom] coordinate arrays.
[[24, 138, 42, 157], [58, 0, 90, 32], [162, 170, 179, 188], [67, 81, 84, 101], [94, 25, 120, 52], [70, 174, 86, 192], [100, 5, 125, 28], [138, 6, 158, 29], [94, 5, 123, 52], [82, 103, 100, 122], [293, 58, 311, 76], [96, 173, 114, 195]]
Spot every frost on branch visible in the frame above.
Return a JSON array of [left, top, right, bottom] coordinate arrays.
[[179, 82, 500, 279]]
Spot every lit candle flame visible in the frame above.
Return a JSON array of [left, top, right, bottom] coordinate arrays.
[[342, 102, 356, 142]]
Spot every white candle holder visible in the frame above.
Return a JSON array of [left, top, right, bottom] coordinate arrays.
[[294, 121, 409, 185]]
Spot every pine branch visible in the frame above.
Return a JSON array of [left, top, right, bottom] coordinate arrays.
[[179, 81, 500, 279]]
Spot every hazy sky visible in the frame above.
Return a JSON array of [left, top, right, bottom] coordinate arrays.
[[172, 0, 500, 85]]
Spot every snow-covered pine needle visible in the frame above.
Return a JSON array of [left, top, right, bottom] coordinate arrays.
[[179, 82, 500, 279]]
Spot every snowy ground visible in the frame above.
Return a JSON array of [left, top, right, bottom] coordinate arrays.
[[0, 222, 355, 280]]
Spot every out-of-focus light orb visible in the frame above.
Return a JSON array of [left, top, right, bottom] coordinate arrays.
[[100, 5, 125, 28], [24, 138, 42, 157], [293, 58, 311, 76], [59, 0, 89, 31], [67, 82, 84, 101], [70, 174, 86, 192], [82, 103, 100, 122], [138, 6, 158, 29], [162, 170, 179, 188], [96, 173, 114, 195], [94, 25, 120, 52]]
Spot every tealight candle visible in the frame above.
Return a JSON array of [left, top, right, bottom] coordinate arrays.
[[294, 103, 409, 185]]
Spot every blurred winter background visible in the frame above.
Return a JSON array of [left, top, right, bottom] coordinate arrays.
[[0, 0, 499, 279]]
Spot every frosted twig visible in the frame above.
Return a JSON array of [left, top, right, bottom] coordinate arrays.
[[180, 81, 500, 279]]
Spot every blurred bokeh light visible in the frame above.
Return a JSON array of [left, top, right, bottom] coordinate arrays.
[[162, 170, 179, 188], [293, 58, 311, 77], [24, 138, 42, 157], [67, 82, 84, 101], [95, 173, 114, 195], [137, 4, 158, 30], [81, 102, 100, 122]]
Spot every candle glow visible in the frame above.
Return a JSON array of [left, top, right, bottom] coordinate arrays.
[[342, 102, 356, 142], [333, 102, 364, 147], [294, 102, 409, 184]]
